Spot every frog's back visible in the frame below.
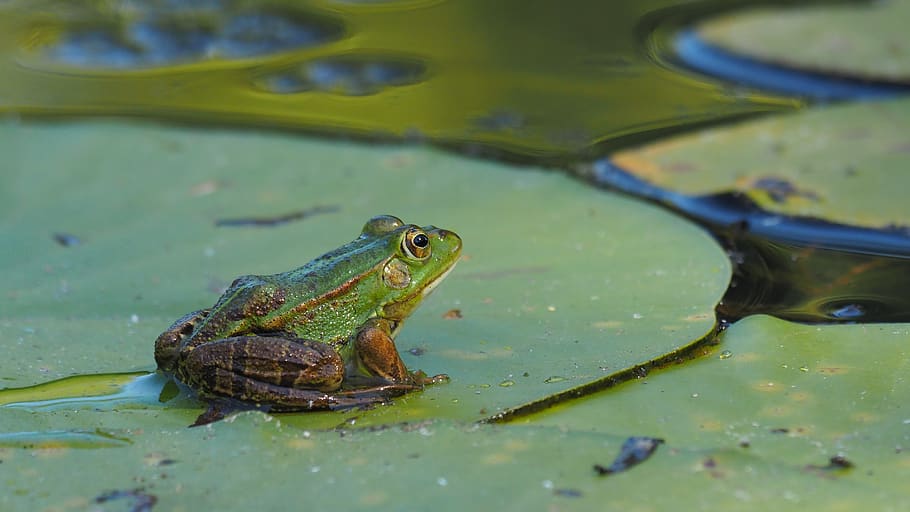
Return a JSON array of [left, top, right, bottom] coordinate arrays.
[[190, 234, 393, 346]]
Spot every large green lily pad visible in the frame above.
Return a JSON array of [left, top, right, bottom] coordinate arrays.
[[1, 120, 729, 432], [1, 413, 896, 512], [608, 97, 910, 229], [5, 313, 908, 510], [695, 1, 910, 83], [530, 314, 910, 508]]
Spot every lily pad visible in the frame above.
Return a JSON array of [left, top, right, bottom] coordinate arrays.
[[1, 120, 729, 431], [607, 97, 910, 230], [530, 315, 910, 508], [0, 414, 833, 511], [695, 1, 910, 84]]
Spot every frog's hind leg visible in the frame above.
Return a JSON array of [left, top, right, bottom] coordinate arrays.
[[177, 335, 346, 406], [178, 335, 425, 414]]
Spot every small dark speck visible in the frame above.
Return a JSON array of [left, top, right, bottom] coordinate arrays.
[[94, 488, 157, 512], [828, 455, 854, 469], [408, 347, 425, 356], [553, 488, 583, 498], [158, 459, 177, 466], [770, 427, 790, 434], [805, 454, 855, 474], [442, 308, 463, 319], [53, 232, 82, 247]]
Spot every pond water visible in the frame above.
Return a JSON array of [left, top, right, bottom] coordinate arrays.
[[0, 0, 794, 162]]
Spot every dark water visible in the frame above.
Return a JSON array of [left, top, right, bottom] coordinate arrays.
[[1, 0, 906, 324], [587, 160, 910, 323]]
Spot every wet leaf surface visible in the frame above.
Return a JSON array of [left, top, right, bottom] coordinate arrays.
[[530, 315, 910, 508], [695, 1, 910, 84], [607, 98, 910, 230]]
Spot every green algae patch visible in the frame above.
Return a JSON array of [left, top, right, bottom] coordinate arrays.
[[695, 1, 910, 84], [531, 315, 910, 509], [1, 120, 729, 431], [607, 98, 910, 229]]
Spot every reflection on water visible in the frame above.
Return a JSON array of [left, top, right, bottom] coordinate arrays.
[[587, 160, 910, 323], [0, 0, 794, 161], [674, 29, 910, 101], [0, 372, 183, 411], [719, 234, 910, 323], [0, 429, 133, 449], [253, 53, 427, 96], [47, 6, 343, 68]]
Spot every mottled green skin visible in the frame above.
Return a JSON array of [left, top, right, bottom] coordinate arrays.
[[154, 215, 461, 411]]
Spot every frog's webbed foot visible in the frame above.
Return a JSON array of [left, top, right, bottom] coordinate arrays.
[[409, 370, 450, 386], [191, 399, 249, 427]]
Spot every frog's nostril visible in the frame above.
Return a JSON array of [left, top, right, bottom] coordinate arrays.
[[437, 230, 462, 252]]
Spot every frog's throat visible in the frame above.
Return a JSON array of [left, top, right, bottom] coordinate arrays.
[[420, 260, 458, 299], [381, 259, 459, 330]]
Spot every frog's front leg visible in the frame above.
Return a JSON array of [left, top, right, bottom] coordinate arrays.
[[350, 318, 449, 386]]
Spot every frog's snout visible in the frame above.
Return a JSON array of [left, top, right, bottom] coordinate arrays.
[[436, 229, 462, 255]]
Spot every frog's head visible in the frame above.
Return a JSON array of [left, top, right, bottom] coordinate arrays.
[[360, 215, 461, 328]]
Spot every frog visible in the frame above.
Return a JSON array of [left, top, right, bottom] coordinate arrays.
[[154, 215, 461, 417]]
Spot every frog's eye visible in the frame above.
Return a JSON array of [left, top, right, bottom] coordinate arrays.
[[402, 228, 431, 260]]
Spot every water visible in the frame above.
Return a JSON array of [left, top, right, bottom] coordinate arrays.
[[0, 372, 181, 411], [587, 160, 910, 323], [0, 0, 793, 162]]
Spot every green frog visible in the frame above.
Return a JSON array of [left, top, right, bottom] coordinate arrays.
[[154, 215, 461, 415]]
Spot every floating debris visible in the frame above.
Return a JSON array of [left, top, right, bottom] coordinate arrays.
[[442, 308, 463, 319], [593, 436, 665, 476], [553, 488, 583, 498], [94, 488, 157, 512], [805, 454, 855, 476], [52, 232, 82, 247], [215, 204, 338, 227]]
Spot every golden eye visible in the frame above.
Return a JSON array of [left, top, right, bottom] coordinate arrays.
[[402, 228, 431, 260]]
